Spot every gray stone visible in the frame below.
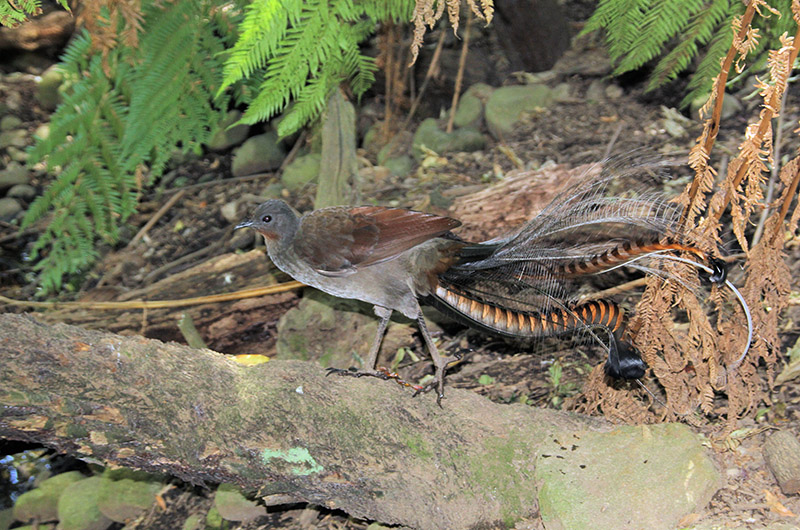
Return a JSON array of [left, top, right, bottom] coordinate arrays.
[[551, 82, 572, 102], [13, 471, 85, 523], [453, 84, 492, 129], [34, 123, 49, 140], [0, 129, 28, 149], [206, 110, 250, 152], [690, 93, 743, 121], [376, 130, 412, 166], [57, 476, 114, 530], [7, 184, 36, 201], [0, 198, 22, 220], [281, 153, 320, 191], [231, 131, 286, 177], [6, 146, 28, 163], [0, 115, 22, 131], [383, 155, 413, 177], [0, 162, 31, 189], [605, 84, 624, 100], [412, 119, 486, 160], [96, 478, 161, 523], [0, 508, 12, 530], [220, 201, 239, 223], [585, 79, 606, 102], [36, 65, 64, 111], [484, 85, 554, 139], [214, 484, 266, 522], [536, 423, 720, 530]]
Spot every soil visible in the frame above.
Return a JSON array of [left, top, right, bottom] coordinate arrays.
[[2, 7, 800, 530]]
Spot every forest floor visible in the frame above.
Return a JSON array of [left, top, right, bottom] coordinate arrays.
[[3, 13, 800, 530]]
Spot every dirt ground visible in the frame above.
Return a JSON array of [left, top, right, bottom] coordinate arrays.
[[2, 8, 800, 530]]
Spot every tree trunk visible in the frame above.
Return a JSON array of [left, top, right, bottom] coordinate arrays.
[[0, 314, 718, 529]]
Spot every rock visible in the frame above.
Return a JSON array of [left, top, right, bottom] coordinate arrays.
[[277, 289, 414, 368], [13, 489, 57, 523], [536, 423, 721, 530], [6, 146, 28, 163], [182, 513, 204, 530], [484, 85, 554, 139], [551, 82, 572, 102], [206, 110, 250, 152], [0, 508, 12, 530], [220, 201, 239, 223], [690, 93, 743, 121], [13, 470, 86, 523], [0, 115, 22, 131], [0, 198, 22, 220], [376, 130, 412, 166], [0, 162, 31, 189], [7, 184, 36, 201], [36, 65, 64, 111], [57, 476, 114, 530], [204, 506, 225, 530], [281, 153, 320, 191], [453, 83, 494, 129], [605, 84, 624, 100], [412, 119, 486, 160], [214, 484, 266, 522], [0, 129, 28, 149], [383, 155, 413, 177], [361, 120, 385, 155], [96, 478, 161, 523], [585, 79, 606, 102], [34, 123, 49, 140], [231, 131, 286, 177]]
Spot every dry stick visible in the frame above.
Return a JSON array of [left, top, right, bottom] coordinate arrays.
[[708, 23, 800, 225], [401, 28, 447, 132], [751, 89, 789, 248], [446, 11, 472, 134], [602, 121, 624, 161], [684, 3, 757, 215], [127, 189, 186, 247], [0, 281, 304, 310], [769, 161, 800, 246]]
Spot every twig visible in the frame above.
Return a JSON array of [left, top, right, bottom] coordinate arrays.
[[142, 239, 224, 284], [751, 89, 789, 248], [0, 280, 304, 310], [446, 11, 472, 134], [602, 122, 624, 160], [127, 190, 186, 247], [401, 28, 447, 132]]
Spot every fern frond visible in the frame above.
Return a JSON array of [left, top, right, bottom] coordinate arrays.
[[615, 0, 705, 74], [648, 0, 730, 89]]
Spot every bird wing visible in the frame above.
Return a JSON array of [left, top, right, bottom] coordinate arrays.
[[294, 205, 461, 276]]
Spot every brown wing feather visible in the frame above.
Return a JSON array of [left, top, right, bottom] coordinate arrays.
[[295, 205, 460, 274]]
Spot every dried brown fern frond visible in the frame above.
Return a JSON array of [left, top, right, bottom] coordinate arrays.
[[77, 0, 144, 58], [582, 2, 800, 426], [409, 0, 493, 64]]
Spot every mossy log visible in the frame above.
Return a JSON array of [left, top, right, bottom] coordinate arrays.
[[0, 314, 718, 530]]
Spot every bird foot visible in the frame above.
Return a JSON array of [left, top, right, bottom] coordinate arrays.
[[325, 366, 424, 392], [412, 354, 462, 407]]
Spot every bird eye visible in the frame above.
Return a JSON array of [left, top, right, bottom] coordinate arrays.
[[262, 215, 272, 223]]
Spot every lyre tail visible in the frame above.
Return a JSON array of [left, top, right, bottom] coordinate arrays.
[[428, 283, 647, 379], [560, 240, 710, 277]]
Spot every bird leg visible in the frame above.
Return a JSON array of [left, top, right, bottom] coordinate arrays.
[[415, 315, 460, 405]]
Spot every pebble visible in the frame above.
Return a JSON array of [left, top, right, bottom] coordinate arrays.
[[7, 183, 36, 201], [0, 115, 22, 131], [0, 197, 23, 220], [0, 162, 30, 189]]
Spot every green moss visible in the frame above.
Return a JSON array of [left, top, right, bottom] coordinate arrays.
[[404, 434, 433, 459], [65, 424, 89, 439], [261, 447, 323, 476], [465, 434, 538, 528]]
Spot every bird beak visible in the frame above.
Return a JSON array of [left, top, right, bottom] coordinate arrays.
[[235, 219, 253, 230]]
